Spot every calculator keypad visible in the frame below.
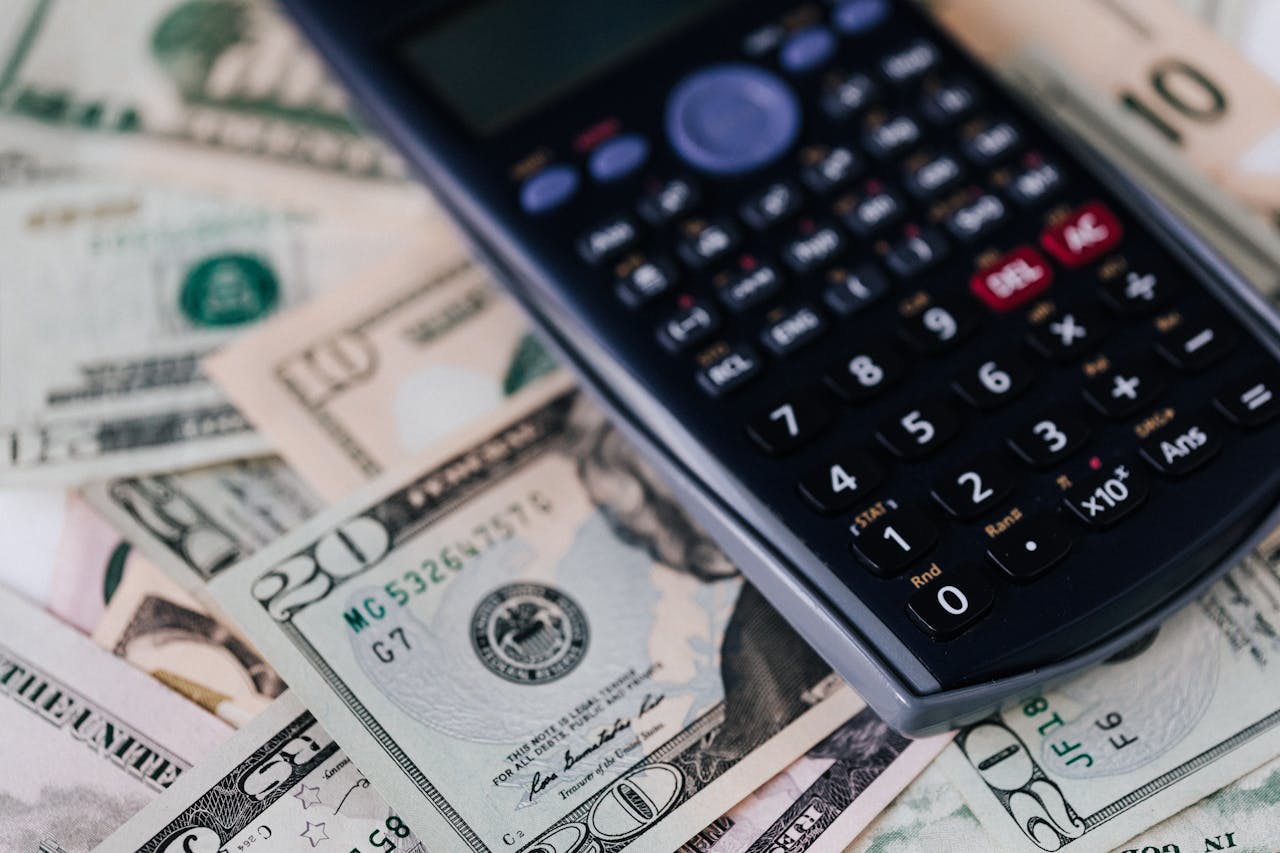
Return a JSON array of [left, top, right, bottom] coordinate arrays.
[[523, 0, 1280, 676]]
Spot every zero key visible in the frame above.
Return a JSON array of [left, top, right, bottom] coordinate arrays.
[[906, 564, 995, 638]]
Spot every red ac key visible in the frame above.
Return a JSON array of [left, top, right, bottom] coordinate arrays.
[[970, 245, 1054, 312], [1040, 201, 1123, 267]]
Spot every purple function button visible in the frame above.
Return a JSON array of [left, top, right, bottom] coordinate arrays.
[[588, 133, 650, 182], [665, 64, 801, 176], [833, 0, 891, 35], [519, 164, 580, 214], [779, 26, 837, 74]]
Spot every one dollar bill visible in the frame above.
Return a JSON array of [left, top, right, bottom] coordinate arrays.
[[208, 375, 859, 852]]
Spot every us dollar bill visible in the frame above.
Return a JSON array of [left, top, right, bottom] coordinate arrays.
[[0, 582, 231, 852], [205, 232, 558, 500], [209, 375, 859, 853], [681, 709, 949, 853], [935, 536, 1280, 853], [0, 175, 408, 485], [0, 0, 429, 216], [99, 693, 427, 853], [82, 455, 323, 602], [91, 551, 286, 727]]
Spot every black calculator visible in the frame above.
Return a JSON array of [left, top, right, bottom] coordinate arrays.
[[284, 0, 1280, 733]]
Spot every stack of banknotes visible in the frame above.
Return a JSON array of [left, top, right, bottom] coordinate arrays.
[[1, 1, 1278, 851]]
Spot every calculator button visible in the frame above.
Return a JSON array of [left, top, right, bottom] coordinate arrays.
[[637, 176, 700, 225], [780, 26, 837, 74], [1157, 319, 1237, 371], [520, 164, 579, 214], [1027, 307, 1108, 361], [906, 565, 995, 637], [900, 297, 978, 354], [832, 0, 891, 35], [1005, 156, 1064, 207], [1083, 363, 1166, 419], [739, 180, 804, 230], [677, 218, 741, 270], [696, 344, 762, 397], [880, 39, 941, 86], [823, 263, 889, 315], [1040, 201, 1124, 268], [665, 65, 801, 176], [863, 113, 922, 160], [885, 227, 949, 277], [1063, 460, 1149, 528], [715, 258, 784, 312], [798, 448, 884, 514], [961, 118, 1022, 166], [782, 219, 847, 274], [799, 145, 865, 195], [825, 343, 906, 401], [577, 215, 640, 265], [969, 246, 1054, 312], [951, 349, 1033, 410], [987, 516, 1072, 581], [877, 400, 960, 459], [747, 389, 832, 454], [945, 193, 1008, 243], [1008, 408, 1091, 467], [921, 79, 979, 124], [903, 153, 965, 199], [658, 301, 719, 352], [836, 182, 906, 237], [821, 71, 879, 121], [1099, 266, 1176, 315], [1215, 371, 1280, 427], [588, 134, 649, 183], [853, 506, 938, 577], [1139, 413, 1222, 477], [761, 304, 826, 355], [932, 455, 1015, 519], [615, 256, 677, 308]]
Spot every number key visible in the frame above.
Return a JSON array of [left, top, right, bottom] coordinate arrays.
[[877, 400, 960, 460], [825, 342, 905, 402], [746, 389, 832, 454], [952, 348, 1033, 410], [1008, 407, 1090, 467], [852, 505, 938, 577], [901, 297, 978, 354], [932, 455, 1015, 519], [798, 448, 884, 514], [906, 564, 995, 638]]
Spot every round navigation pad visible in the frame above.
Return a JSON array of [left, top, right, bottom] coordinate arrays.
[[665, 64, 801, 176]]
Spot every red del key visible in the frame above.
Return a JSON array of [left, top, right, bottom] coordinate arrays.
[[1040, 201, 1123, 267], [970, 245, 1054, 311]]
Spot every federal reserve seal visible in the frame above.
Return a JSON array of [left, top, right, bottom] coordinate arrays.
[[471, 583, 588, 684]]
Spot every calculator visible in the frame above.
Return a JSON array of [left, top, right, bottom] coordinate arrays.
[[284, 0, 1280, 733]]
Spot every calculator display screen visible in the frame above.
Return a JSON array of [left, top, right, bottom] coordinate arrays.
[[400, 0, 731, 135]]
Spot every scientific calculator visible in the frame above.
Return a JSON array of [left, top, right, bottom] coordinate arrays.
[[283, 0, 1280, 733]]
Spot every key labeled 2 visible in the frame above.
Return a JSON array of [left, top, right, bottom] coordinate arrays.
[[932, 455, 1014, 519]]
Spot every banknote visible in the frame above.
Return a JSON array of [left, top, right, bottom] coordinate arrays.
[[0, 582, 231, 853], [83, 455, 323, 602], [681, 708, 949, 853], [46, 493, 143, 633], [0, 174, 408, 484], [0, 0, 426, 215], [209, 375, 858, 852], [99, 692, 427, 853], [927, 0, 1280, 229], [0, 487, 70, 605], [936, 537, 1280, 853], [205, 233, 558, 500], [92, 551, 286, 727]]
